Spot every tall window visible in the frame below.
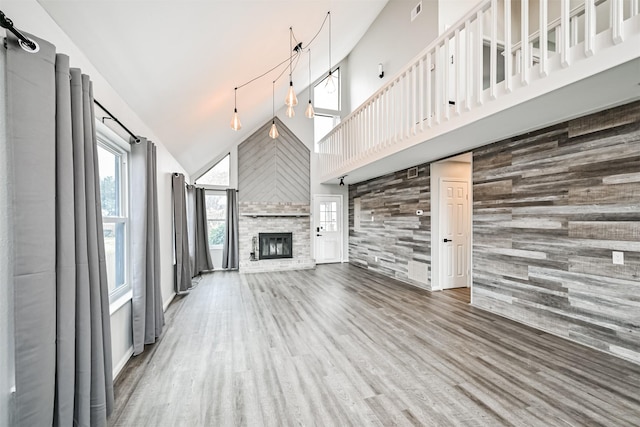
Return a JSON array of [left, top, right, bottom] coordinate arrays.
[[313, 67, 341, 149], [97, 123, 130, 301], [196, 154, 230, 187], [205, 193, 226, 248]]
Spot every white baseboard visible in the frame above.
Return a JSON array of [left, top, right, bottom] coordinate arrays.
[[163, 292, 176, 312], [113, 346, 134, 380]]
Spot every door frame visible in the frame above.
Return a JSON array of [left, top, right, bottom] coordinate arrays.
[[430, 155, 473, 296], [312, 194, 344, 264]]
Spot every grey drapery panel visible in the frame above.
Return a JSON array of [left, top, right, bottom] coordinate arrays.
[[194, 187, 214, 274], [6, 33, 113, 426], [222, 189, 240, 269], [131, 137, 164, 355], [172, 174, 192, 291], [185, 185, 197, 274]]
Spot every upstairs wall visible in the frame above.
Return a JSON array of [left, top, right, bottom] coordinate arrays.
[[346, 0, 439, 110]]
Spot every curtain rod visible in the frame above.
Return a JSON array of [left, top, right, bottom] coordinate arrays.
[[1, 10, 141, 144], [94, 100, 140, 143], [0, 10, 36, 51]]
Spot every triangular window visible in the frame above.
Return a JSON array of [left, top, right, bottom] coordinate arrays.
[[196, 154, 230, 187]]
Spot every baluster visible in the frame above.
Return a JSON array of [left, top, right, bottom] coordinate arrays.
[[633, 0, 639, 17], [435, 44, 442, 124], [505, 0, 512, 92], [540, 0, 548, 77], [465, 19, 472, 111], [444, 36, 451, 120], [521, 0, 529, 85], [411, 62, 419, 135], [454, 27, 461, 115], [490, 0, 497, 99], [611, 0, 623, 44], [570, 16, 578, 46], [585, 0, 595, 56], [561, 0, 570, 67], [419, 57, 425, 132], [427, 52, 433, 126], [476, 10, 484, 105]]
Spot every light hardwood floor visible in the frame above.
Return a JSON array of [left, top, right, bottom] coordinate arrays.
[[109, 265, 640, 426]]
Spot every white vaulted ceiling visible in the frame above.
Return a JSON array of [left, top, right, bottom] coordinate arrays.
[[34, 0, 389, 175]]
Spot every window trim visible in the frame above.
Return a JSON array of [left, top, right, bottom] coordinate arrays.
[[96, 120, 131, 305], [205, 189, 227, 250], [313, 66, 342, 149], [194, 153, 231, 189]]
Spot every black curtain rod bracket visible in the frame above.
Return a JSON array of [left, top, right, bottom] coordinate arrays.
[[1, 10, 38, 52]]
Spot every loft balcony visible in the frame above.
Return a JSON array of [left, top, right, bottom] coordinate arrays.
[[317, 0, 640, 184]]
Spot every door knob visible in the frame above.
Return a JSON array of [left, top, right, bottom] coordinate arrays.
[[317, 234, 322, 237], [443, 238, 452, 242]]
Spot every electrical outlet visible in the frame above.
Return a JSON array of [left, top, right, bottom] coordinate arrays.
[[612, 251, 624, 265]]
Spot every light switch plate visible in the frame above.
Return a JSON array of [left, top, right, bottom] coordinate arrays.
[[612, 251, 624, 265]]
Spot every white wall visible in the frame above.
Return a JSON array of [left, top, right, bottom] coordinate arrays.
[[439, 0, 482, 34], [2, 0, 189, 377], [0, 45, 15, 427], [346, 0, 440, 110], [430, 158, 472, 290]]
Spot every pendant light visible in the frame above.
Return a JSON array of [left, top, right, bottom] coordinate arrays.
[[284, 27, 298, 108], [230, 87, 242, 131], [325, 11, 336, 94], [305, 49, 315, 118], [269, 81, 279, 139], [286, 104, 295, 118]]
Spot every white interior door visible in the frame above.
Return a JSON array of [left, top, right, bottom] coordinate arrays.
[[313, 195, 342, 264], [440, 180, 469, 289]]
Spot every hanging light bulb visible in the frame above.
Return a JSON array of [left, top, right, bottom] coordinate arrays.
[[269, 81, 279, 139], [285, 82, 298, 107], [305, 100, 315, 118], [285, 28, 298, 107], [305, 49, 315, 118], [286, 104, 295, 118], [269, 120, 280, 139], [325, 70, 336, 94], [230, 87, 242, 131]]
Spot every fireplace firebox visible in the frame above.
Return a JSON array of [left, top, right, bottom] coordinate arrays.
[[259, 233, 293, 260]]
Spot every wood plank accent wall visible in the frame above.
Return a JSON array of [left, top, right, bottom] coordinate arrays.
[[238, 117, 310, 203], [473, 100, 640, 364], [349, 165, 431, 290]]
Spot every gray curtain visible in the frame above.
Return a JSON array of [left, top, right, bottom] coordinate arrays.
[[130, 137, 164, 356], [194, 187, 214, 274], [185, 185, 197, 274], [222, 188, 240, 269], [6, 33, 113, 426], [172, 174, 193, 292]]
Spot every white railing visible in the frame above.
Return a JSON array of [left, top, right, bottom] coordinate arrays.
[[317, 0, 640, 181]]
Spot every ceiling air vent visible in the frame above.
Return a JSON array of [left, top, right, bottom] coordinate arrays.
[[411, 1, 422, 22], [407, 167, 418, 179]]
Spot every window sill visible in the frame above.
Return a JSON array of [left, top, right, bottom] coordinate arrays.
[[110, 289, 133, 315]]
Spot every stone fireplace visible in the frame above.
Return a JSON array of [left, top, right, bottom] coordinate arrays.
[[237, 118, 315, 274]]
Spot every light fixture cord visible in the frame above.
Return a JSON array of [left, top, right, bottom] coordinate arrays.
[[234, 87, 237, 110], [272, 81, 275, 118], [328, 11, 332, 73], [308, 49, 312, 100], [289, 27, 293, 81], [234, 12, 329, 91]]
